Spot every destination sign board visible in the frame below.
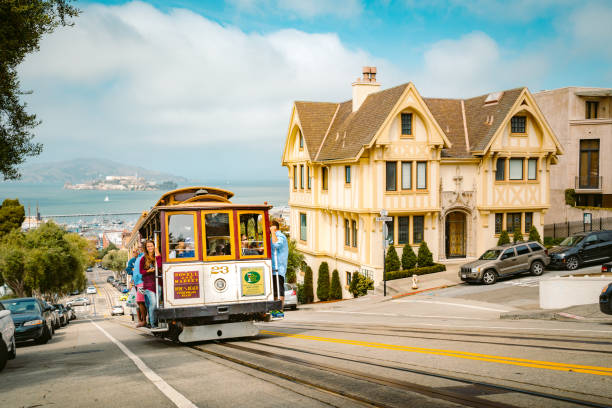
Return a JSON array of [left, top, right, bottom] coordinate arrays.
[[174, 271, 200, 299]]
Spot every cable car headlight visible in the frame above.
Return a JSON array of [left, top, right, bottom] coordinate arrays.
[[214, 278, 227, 292]]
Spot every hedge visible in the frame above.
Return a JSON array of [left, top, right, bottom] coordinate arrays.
[[385, 264, 447, 281]]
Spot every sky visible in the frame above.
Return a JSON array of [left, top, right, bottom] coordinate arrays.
[[16, 0, 612, 182]]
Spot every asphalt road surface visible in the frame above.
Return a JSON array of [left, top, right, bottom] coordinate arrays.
[[1, 267, 611, 408]]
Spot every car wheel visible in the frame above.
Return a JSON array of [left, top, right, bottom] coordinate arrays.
[[292, 305, 298, 310], [482, 269, 497, 285], [566, 256, 579, 271], [0, 340, 8, 372], [35, 327, 51, 345], [530, 260, 544, 276]]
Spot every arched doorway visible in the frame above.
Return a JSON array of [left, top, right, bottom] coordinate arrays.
[[445, 211, 466, 258]]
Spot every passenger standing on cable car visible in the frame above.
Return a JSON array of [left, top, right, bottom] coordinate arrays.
[[270, 220, 288, 318], [125, 247, 140, 322], [140, 240, 161, 328], [132, 243, 147, 327]]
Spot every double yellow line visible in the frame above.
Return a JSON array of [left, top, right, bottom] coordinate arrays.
[[261, 330, 612, 376]]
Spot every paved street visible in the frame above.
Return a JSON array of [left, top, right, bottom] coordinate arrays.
[[1, 266, 611, 408]]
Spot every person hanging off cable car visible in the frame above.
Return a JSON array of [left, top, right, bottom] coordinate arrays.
[[269, 220, 288, 319], [140, 240, 161, 328]]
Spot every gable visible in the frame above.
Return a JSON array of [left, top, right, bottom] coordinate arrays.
[[294, 102, 338, 160]]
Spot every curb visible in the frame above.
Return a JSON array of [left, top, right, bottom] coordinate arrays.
[[385, 283, 461, 301]]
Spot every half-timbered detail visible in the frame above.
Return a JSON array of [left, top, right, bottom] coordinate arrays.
[[281, 67, 562, 299]]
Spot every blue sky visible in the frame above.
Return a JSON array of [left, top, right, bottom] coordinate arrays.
[[15, 0, 612, 181]]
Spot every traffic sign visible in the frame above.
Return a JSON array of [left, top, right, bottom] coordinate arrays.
[[379, 209, 388, 217], [375, 216, 392, 222]]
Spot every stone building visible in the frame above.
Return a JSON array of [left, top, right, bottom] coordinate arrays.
[[281, 67, 562, 298]]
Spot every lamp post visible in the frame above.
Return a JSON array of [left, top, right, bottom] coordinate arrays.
[[375, 209, 392, 296]]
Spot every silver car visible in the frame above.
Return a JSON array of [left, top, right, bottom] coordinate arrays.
[[0, 301, 16, 371], [284, 283, 297, 310]]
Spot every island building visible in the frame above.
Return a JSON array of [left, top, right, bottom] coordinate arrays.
[[281, 67, 563, 298], [534, 87, 612, 224]]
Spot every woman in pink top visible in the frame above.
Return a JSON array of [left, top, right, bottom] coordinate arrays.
[[140, 240, 162, 327]]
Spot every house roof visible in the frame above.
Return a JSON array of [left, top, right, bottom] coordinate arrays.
[[293, 83, 529, 161]]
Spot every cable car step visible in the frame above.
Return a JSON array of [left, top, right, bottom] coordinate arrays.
[[178, 321, 259, 343]]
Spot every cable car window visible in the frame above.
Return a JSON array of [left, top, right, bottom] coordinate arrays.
[[167, 213, 197, 260], [239, 212, 266, 258], [204, 212, 234, 259]]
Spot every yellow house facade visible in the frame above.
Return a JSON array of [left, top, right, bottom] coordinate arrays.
[[281, 68, 563, 298]]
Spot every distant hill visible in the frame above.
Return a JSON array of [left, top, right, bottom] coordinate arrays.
[[16, 158, 189, 184]]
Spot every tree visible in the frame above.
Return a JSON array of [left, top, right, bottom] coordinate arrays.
[[0, 199, 25, 237], [300, 265, 314, 303], [329, 269, 342, 300], [348, 271, 359, 298], [1, 1, 79, 180], [286, 238, 304, 284], [348, 271, 372, 298], [401, 244, 417, 270], [97, 242, 118, 260], [417, 241, 434, 267], [102, 249, 128, 280], [316, 262, 330, 301], [385, 245, 400, 272], [497, 230, 510, 245], [528, 226, 542, 243], [513, 229, 524, 243]]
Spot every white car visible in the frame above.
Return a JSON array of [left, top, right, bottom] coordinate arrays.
[[67, 297, 90, 307], [111, 305, 124, 316], [0, 301, 16, 371], [283, 283, 298, 310], [86, 286, 97, 295]]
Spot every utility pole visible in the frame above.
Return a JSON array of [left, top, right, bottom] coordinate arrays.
[[375, 209, 392, 296]]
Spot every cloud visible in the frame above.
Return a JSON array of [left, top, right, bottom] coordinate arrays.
[[18, 1, 379, 178], [568, 3, 612, 57], [226, 0, 363, 19], [413, 32, 549, 97]]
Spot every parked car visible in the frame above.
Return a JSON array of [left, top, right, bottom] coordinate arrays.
[[602, 261, 612, 273], [86, 286, 97, 295], [0, 298, 54, 345], [119, 294, 128, 301], [0, 301, 16, 371], [600, 280, 612, 315], [67, 297, 90, 307], [106, 276, 115, 283], [283, 283, 298, 310], [45, 302, 61, 330], [65, 305, 77, 321], [52, 304, 69, 326], [459, 241, 550, 285], [70, 289, 80, 296], [548, 230, 612, 271], [111, 305, 124, 316], [120, 286, 129, 294], [86, 267, 93, 272]]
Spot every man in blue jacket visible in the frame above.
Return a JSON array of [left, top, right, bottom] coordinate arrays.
[[270, 220, 288, 318], [126, 243, 145, 326]]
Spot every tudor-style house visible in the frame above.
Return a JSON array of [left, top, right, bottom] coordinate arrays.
[[281, 67, 563, 299]]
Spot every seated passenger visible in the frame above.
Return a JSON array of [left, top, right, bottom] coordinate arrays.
[[179, 238, 195, 258]]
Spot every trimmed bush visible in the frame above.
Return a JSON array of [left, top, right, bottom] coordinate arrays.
[[348, 271, 360, 297], [329, 269, 342, 300], [300, 265, 314, 303], [497, 230, 510, 245], [357, 274, 374, 296], [565, 188, 575, 206], [316, 262, 330, 301], [285, 268, 296, 285], [544, 236, 564, 248], [401, 244, 417, 270], [528, 226, 541, 243], [385, 264, 447, 281], [513, 229, 524, 243], [385, 245, 400, 272], [417, 241, 434, 267]]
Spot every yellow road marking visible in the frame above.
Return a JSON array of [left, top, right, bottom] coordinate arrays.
[[261, 330, 612, 376]]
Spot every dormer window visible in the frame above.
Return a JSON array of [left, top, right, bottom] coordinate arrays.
[[401, 113, 413, 136], [586, 101, 598, 119], [511, 116, 526, 133]]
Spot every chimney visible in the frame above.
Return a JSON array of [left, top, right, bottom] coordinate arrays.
[[352, 66, 381, 112]]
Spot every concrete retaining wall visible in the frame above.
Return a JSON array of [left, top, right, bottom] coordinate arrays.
[[540, 276, 612, 309]]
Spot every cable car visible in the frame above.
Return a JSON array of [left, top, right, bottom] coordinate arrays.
[[127, 187, 281, 342]]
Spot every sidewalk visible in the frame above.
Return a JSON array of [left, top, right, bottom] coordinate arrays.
[[500, 303, 612, 323]]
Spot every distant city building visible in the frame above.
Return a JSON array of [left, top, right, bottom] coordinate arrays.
[[281, 67, 562, 298], [102, 231, 125, 249], [534, 87, 612, 223]]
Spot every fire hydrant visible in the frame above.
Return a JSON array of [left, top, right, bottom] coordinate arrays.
[[411, 274, 418, 290]]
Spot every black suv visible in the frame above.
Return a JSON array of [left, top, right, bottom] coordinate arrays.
[[548, 230, 612, 271], [0, 298, 55, 344]]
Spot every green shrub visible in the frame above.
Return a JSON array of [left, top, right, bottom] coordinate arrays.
[[401, 244, 417, 270], [385, 245, 400, 272], [296, 283, 306, 304], [565, 188, 575, 206], [348, 271, 359, 297], [385, 264, 447, 281], [356, 274, 374, 296], [544, 236, 564, 248], [528, 226, 541, 243], [513, 229, 524, 242], [417, 241, 434, 267], [300, 265, 314, 303], [316, 262, 330, 301], [329, 269, 342, 300], [285, 268, 296, 285], [497, 230, 510, 245]]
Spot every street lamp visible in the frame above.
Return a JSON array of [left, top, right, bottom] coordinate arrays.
[[375, 209, 392, 296]]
